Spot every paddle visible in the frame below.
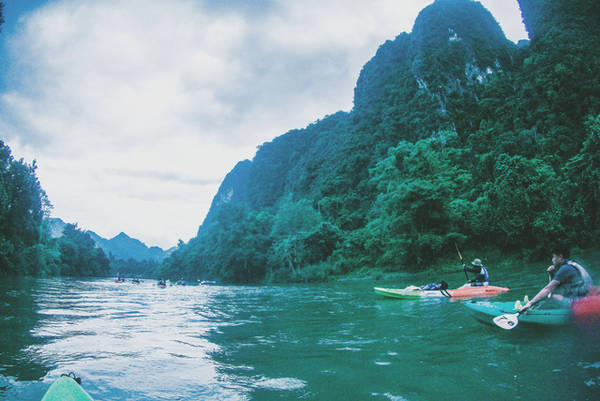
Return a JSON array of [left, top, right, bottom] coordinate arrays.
[[493, 310, 523, 329], [455, 243, 469, 281], [493, 295, 532, 329]]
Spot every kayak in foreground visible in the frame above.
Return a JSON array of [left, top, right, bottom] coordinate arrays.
[[572, 294, 600, 328], [41, 374, 94, 401], [464, 300, 571, 327], [374, 284, 509, 300]]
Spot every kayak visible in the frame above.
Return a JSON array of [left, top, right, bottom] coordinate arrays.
[[374, 284, 509, 300], [464, 300, 572, 326], [41, 375, 94, 401]]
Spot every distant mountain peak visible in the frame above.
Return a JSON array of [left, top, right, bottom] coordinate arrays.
[[45, 217, 170, 262]]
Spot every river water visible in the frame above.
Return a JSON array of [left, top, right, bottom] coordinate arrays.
[[1, 261, 599, 401]]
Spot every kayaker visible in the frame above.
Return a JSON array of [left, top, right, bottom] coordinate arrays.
[[521, 251, 593, 312], [463, 258, 489, 286]]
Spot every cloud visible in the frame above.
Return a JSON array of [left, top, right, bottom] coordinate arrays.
[[479, 0, 529, 43], [0, 0, 527, 248], [105, 168, 220, 186]]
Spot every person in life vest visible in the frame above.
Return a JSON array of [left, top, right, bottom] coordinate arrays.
[[521, 251, 593, 312], [463, 258, 489, 286]]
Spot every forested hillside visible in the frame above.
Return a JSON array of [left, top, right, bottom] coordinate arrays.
[[0, 141, 111, 276], [160, 0, 600, 283]]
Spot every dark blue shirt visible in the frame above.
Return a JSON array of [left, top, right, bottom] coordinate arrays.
[[550, 263, 588, 298], [553, 263, 578, 285]]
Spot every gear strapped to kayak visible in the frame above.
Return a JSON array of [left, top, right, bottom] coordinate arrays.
[[420, 280, 451, 296]]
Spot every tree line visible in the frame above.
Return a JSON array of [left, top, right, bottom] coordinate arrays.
[[0, 141, 110, 276]]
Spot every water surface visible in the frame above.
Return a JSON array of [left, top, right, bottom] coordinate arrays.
[[1, 262, 599, 400]]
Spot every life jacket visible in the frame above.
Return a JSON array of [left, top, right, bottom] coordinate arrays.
[[553, 260, 593, 298], [474, 266, 489, 283]]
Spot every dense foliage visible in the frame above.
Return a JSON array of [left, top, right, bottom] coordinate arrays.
[[0, 144, 112, 277], [159, 0, 600, 283], [0, 141, 50, 274], [54, 224, 110, 276], [109, 256, 159, 278], [0, 140, 154, 277]]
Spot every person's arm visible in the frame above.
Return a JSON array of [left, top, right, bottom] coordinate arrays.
[[521, 280, 560, 311], [463, 265, 479, 273]]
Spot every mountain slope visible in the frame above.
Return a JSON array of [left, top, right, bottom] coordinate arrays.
[[87, 231, 172, 262], [46, 217, 171, 262], [163, 0, 600, 283]]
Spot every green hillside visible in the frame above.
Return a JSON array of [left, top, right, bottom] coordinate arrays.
[[160, 0, 600, 283]]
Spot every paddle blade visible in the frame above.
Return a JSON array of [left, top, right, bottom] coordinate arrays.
[[493, 313, 520, 329]]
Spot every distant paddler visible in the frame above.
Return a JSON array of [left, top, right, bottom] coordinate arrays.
[[455, 244, 490, 286], [463, 258, 490, 286]]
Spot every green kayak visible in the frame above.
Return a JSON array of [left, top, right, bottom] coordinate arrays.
[[41, 375, 94, 401], [465, 300, 572, 326]]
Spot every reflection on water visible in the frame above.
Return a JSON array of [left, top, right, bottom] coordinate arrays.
[[0, 262, 598, 400], [0, 277, 49, 381]]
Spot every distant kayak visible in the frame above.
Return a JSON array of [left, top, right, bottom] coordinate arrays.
[[374, 284, 509, 300], [41, 375, 94, 401], [465, 300, 571, 326]]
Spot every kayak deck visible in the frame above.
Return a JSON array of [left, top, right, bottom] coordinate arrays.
[[374, 284, 509, 300], [41, 375, 94, 401], [465, 300, 572, 326]]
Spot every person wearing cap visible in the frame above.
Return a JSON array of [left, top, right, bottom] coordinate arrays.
[[463, 258, 489, 286]]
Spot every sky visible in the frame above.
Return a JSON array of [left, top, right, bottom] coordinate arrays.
[[0, 0, 528, 250]]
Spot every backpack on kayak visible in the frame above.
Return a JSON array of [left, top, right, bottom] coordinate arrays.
[[421, 280, 451, 297], [421, 280, 448, 291]]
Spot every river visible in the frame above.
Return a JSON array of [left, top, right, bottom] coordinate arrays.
[[1, 259, 599, 400]]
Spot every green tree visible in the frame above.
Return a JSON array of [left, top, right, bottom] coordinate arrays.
[[0, 142, 51, 274], [364, 131, 471, 268], [561, 115, 600, 244], [56, 224, 110, 276], [482, 154, 563, 254]]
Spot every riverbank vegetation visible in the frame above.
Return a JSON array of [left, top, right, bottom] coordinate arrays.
[[0, 141, 110, 276]]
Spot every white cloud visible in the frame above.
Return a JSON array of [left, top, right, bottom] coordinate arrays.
[[479, 0, 528, 43], [0, 0, 527, 248]]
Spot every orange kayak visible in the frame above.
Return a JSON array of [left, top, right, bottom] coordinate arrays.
[[374, 284, 509, 299], [448, 285, 510, 298]]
